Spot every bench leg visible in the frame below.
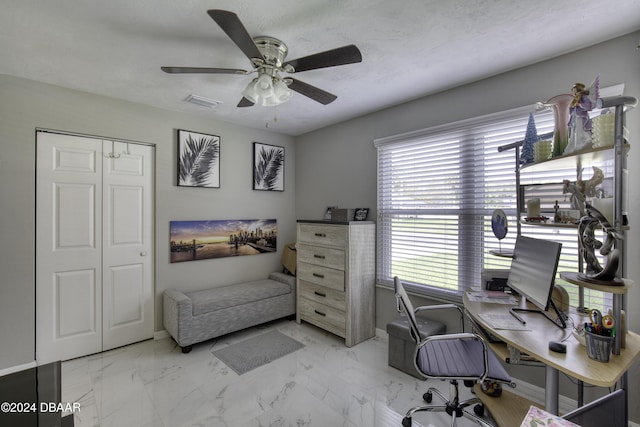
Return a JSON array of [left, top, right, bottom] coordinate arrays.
[[181, 345, 192, 354]]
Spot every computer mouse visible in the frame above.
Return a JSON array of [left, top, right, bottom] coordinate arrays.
[[549, 341, 567, 353]]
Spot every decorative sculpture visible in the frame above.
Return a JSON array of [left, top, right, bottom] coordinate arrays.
[[562, 179, 586, 215], [491, 209, 508, 240], [562, 166, 604, 216], [491, 209, 509, 255], [576, 166, 604, 198], [578, 203, 623, 282], [553, 200, 561, 223], [565, 76, 600, 154]]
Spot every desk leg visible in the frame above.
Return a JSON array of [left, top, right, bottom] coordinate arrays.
[[577, 380, 583, 407], [545, 365, 559, 415], [621, 372, 628, 426]]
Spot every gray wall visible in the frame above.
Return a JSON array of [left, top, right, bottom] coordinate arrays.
[[295, 32, 640, 421], [0, 74, 295, 371]]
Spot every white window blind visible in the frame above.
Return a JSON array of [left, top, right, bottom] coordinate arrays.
[[375, 106, 612, 310]]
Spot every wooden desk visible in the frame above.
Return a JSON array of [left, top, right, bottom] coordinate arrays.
[[464, 292, 640, 422]]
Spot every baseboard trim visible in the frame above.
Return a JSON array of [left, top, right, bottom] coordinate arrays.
[[0, 360, 37, 377], [154, 330, 169, 340]]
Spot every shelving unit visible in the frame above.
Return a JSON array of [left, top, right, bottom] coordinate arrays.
[[501, 96, 636, 353], [494, 95, 636, 425], [518, 143, 630, 174]]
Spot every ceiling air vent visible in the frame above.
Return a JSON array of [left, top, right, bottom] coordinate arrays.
[[185, 94, 223, 108]]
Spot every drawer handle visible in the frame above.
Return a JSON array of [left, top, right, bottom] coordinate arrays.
[[314, 291, 327, 298], [314, 310, 326, 317], [312, 273, 325, 279], [313, 254, 326, 259], [314, 233, 326, 237]]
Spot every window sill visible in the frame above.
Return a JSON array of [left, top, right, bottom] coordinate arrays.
[[376, 281, 463, 306]]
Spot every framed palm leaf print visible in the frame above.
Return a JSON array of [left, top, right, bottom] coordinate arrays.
[[253, 142, 284, 191], [178, 130, 220, 188]]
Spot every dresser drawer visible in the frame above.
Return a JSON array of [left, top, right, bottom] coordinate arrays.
[[297, 244, 345, 270], [298, 279, 346, 311], [297, 261, 344, 291], [298, 297, 346, 338], [298, 224, 346, 248]]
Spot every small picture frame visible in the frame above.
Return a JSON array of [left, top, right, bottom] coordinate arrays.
[[324, 206, 337, 221], [253, 142, 285, 191], [354, 208, 369, 221], [177, 130, 220, 188]]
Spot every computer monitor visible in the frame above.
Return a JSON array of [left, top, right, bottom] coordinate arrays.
[[507, 235, 566, 329]]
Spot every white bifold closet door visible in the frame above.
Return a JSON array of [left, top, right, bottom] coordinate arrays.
[[36, 131, 154, 364]]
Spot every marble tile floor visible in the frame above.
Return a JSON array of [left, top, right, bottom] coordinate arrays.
[[61, 319, 492, 427]]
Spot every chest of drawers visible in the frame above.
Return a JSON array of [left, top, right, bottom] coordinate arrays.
[[296, 220, 375, 347]]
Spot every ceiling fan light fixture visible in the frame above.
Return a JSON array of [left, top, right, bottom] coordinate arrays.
[[260, 79, 292, 106], [255, 73, 275, 100], [273, 79, 293, 103], [243, 74, 291, 106], [242, 78, 260, 104], [256, 73, 272, 90], [163, 10, 363, 109], [261, 95, 280, 107]]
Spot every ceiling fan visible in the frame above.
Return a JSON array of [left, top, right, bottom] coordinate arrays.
[[161, 9, 362, 107]]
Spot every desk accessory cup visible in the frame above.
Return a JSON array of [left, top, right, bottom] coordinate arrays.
[[585, 330, 613, 362]]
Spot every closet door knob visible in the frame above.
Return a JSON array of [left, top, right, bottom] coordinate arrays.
[[140, 251, 147, 256]]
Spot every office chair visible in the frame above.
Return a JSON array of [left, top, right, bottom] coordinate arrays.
[[562, 389, 625, 427], [394, 276, 513, 427]]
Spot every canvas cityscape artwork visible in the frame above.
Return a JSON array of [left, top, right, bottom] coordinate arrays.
[[170, 219, 277, 263]]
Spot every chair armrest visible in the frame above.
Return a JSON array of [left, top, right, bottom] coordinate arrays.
[[415, 303, 465, 332], [422, 332, 478, 341]]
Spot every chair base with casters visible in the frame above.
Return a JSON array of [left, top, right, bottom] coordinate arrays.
[[393, 276, 512, 427], [402, 379, 493, 427]]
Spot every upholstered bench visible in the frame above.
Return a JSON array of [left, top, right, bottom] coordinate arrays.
[[163, 272, 296, 353]]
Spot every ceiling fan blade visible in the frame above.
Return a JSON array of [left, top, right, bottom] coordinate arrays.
[[161, 66, 247, 74], [207, 9, 264, 62], [237, 97, 255, 107], [287, 79, 337, 105], [283, 45, 362, 73]]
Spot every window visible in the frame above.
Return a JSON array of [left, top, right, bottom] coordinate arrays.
[[375, 106, 612, 311]]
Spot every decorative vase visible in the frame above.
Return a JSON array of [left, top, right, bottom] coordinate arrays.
[[544, 93, 573, 158]]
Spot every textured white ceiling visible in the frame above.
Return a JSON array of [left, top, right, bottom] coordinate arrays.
[[1, 0, 639, 135]]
